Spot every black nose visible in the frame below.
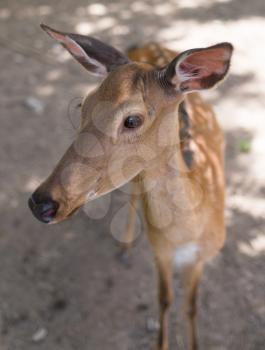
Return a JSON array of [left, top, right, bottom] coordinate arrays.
[[28, 192, 59, 223]]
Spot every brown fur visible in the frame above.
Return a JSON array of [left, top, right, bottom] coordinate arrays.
[[32, 34, 231, 350], [129, 44, 225, 350]]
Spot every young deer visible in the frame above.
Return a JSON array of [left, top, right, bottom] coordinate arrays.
[[28, 24, 233, 350]]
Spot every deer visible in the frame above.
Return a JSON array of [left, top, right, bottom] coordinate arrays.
[[28, 24, 233, 350]]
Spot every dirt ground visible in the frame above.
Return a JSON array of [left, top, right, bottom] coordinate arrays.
[[0, 1, 265, 349]]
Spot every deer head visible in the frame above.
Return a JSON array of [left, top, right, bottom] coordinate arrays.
[[28, 24, 233, 223]]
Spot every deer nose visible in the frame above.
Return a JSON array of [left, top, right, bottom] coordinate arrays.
[[28, 192, 59, 223]]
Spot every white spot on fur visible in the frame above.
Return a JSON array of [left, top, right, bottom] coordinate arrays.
[[86, 190, 97, 200], [174, 242, 199, 267]]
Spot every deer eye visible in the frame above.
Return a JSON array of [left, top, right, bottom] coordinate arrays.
[[123, 115, 143, 129]]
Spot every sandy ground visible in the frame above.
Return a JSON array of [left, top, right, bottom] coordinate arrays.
[[0, 0, 265, 349]]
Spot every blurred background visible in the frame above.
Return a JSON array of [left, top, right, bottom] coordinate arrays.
[[0, 0, 265, 349]]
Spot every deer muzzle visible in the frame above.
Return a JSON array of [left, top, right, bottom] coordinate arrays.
[[28, 191, 59, 223]]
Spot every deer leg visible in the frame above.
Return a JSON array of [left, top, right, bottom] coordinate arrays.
[[156, 257, 174, 350], [122, 188, 139, 250], [117, 181, 139, 265], [182, 261, 204, 350]]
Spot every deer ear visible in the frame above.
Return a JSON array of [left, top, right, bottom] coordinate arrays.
[[40, 24, 129, 77], [165, 43, 233, 92]]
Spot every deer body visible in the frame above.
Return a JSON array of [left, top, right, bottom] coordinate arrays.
[[127, 45, 226, 350], [29, 26, 233, 350], [128, 43, 226, 255]]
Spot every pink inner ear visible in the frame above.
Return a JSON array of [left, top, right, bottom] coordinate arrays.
[[181, 48, 229, 78], [176, 45, 232, 91], [179, 61, 207, 78], [46, 29, 87, 59]]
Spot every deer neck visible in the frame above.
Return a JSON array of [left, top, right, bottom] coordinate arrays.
[[138, 102, 200, 238]]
